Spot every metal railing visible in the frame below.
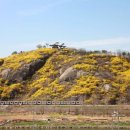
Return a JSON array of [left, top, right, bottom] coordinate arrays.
[[0, 101, 83, 105]]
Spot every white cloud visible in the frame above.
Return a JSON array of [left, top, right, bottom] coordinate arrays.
[[67, 37, 130, 51]]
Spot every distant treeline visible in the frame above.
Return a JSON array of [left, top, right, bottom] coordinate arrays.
[[11, 42, 130, 61]]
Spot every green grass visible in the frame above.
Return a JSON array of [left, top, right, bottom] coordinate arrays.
[[10, 121, 130, 127], [11, 121, 49, 126], [1, 120, 130, 130], [0, 111, 6, 115], [112, 121, 130, 126]]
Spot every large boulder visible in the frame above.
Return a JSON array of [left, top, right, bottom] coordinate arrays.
[[59, 67, 77, 82], [0, 54, 50, 83], [59, 67, 87, 82]]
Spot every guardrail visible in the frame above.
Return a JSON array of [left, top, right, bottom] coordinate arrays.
[[0, 101, 83, 105]]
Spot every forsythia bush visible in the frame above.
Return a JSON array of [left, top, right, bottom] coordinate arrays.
[[65, 76, 100, 98], [1, 83, 24, 99]]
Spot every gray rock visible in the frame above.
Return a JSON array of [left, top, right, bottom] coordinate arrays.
[[0, 54, 50, 83], [0, 69, 12, 79], [59, 67, 87, 82], [95, 71, 113, 79], [104, 84, 111, 91], [59, 67, 77, 82], [59, 67, 67, 75], [77, 70, 87, 78]]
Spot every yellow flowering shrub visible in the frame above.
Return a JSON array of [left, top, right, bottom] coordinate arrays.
[[0, 48, 56, 70], [111, 57, 123, 65], [30, 79, 65, 100], [1, 47, 130, 103], [65, 76, 100, 98], [1, 83, 24, 99], [73, 64, 95, 71]]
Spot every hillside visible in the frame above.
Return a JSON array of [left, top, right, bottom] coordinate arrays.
[[0, 48, 130, 105]]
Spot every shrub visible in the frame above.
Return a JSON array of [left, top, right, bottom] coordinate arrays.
[[12, 51, 18, 55]]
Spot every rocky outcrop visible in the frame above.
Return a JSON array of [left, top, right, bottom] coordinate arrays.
[[0, 54, 50, 83], [1, 69, 12, 79], [77, 70, 87, 78], [0, 48, 130, 104], [59, 67, 87, 82], [59, 67, 77, 82], [95, 71, 113, 79]]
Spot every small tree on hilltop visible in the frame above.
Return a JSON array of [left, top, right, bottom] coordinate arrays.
[[12, 51, 18, 55], [49, 42, 66, 49], [102, 50, 108, 54], [59, 43, 66, 49]]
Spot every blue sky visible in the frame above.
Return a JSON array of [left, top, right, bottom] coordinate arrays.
[[0, 0, 130, 57]]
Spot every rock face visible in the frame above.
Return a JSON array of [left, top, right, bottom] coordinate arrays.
[[59, 67, 87, 82], [0, 54, 50, 83], [77, 70, 87, 78], [95, 71, 113, 79], [59, 67, 77, 82], [1, 69, 12, 79]]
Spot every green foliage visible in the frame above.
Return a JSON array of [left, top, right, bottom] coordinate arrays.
[[12, 51, 18, 55]]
